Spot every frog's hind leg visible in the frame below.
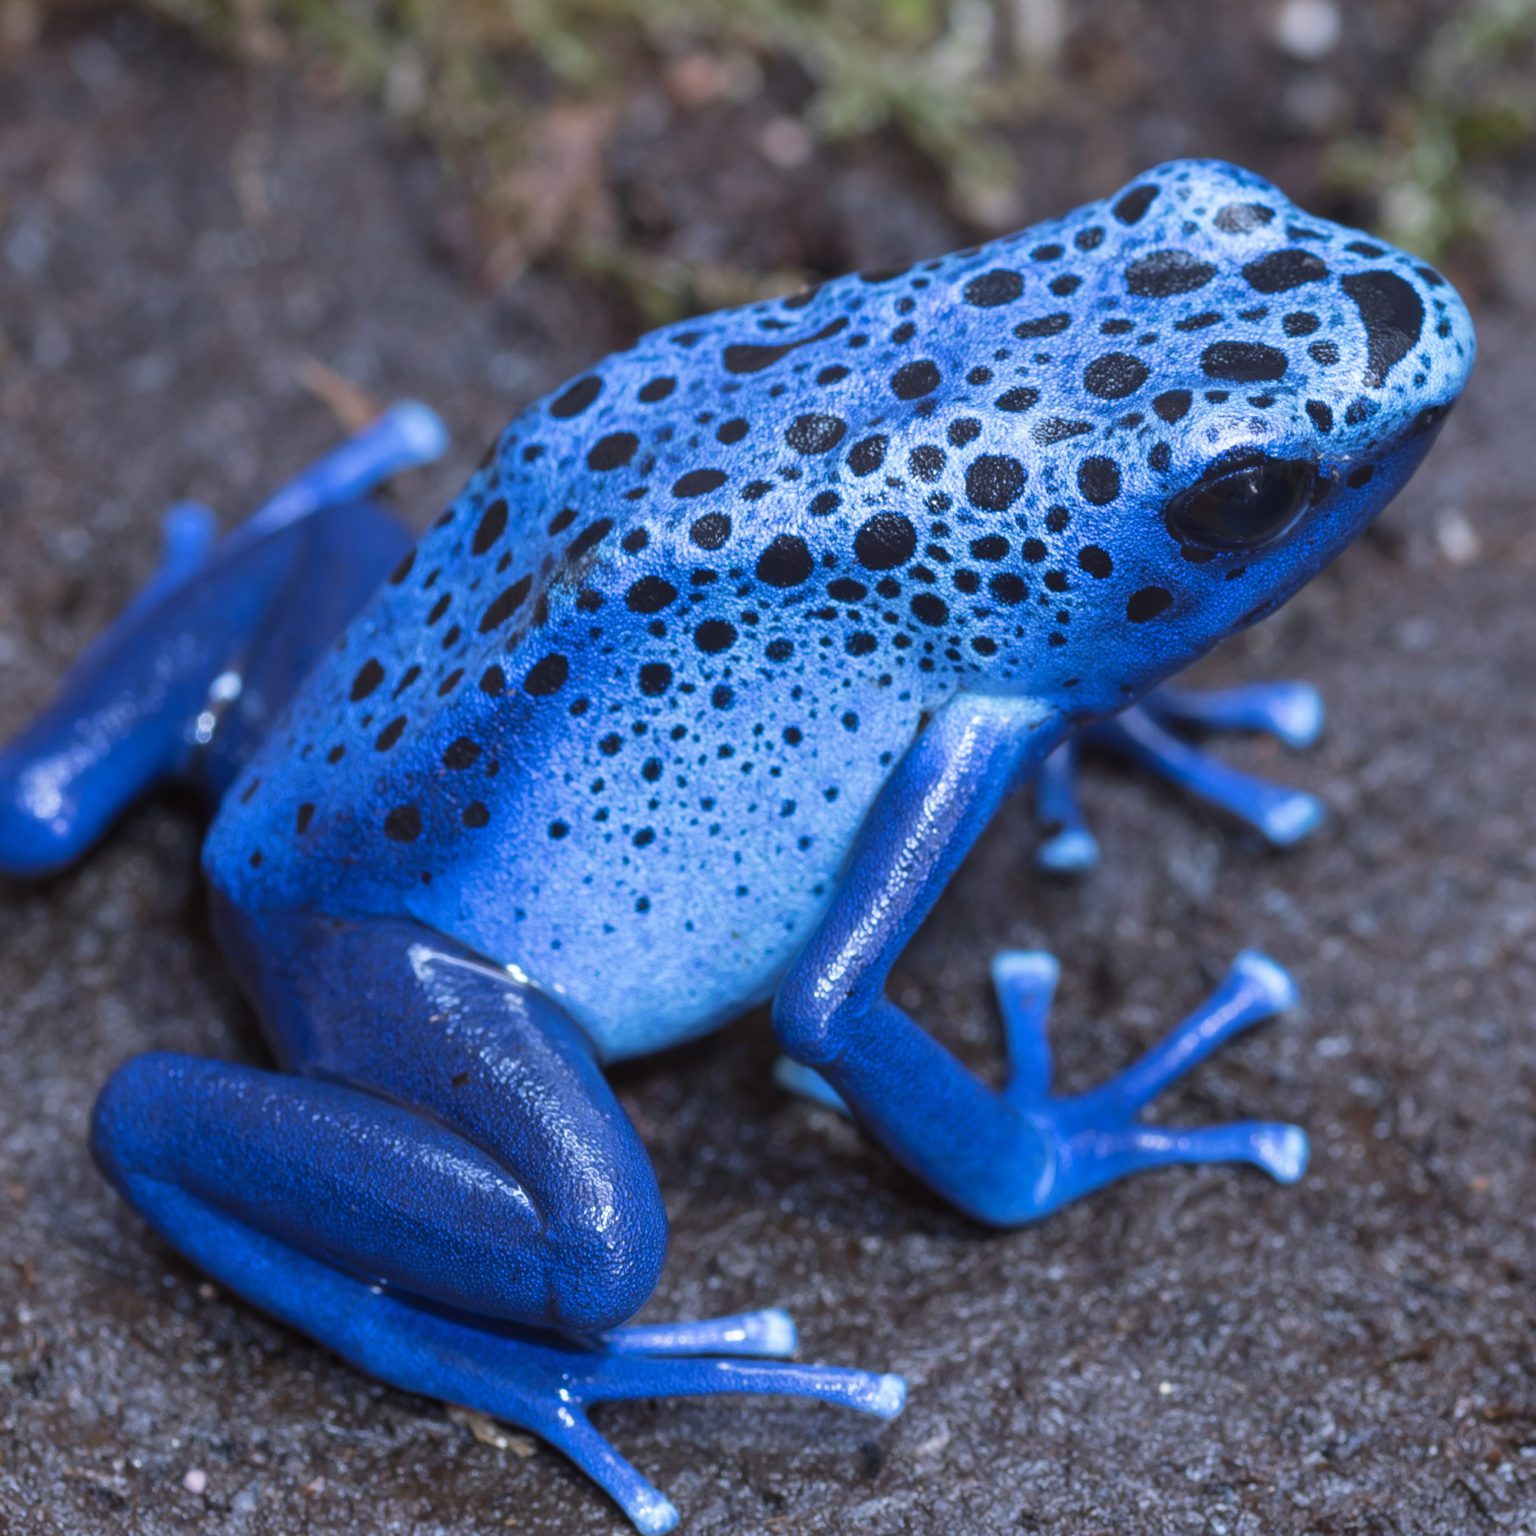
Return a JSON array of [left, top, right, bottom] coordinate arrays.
[[0, 404, 443, 876], [1030, 681, 1326, 872], [91, 907, 902, 1533]]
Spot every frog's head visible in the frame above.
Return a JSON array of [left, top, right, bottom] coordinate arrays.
[[943, 158, 1475, 714]]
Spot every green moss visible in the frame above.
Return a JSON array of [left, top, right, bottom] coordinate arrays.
[[1326, 0, 1536, 261]]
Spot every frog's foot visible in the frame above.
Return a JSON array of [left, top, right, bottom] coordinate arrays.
[[1032, 681, 1326, 873], [994, 948, 1308, 1214], [0, 405, 444, 875]]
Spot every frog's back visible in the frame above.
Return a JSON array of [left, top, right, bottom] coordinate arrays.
[[209, 157, 1475, 1056]]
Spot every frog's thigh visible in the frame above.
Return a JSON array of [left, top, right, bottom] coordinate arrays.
[[92, 911, 666, 1333]]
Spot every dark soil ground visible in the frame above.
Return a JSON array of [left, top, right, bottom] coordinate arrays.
[[2, 13, 1534, 1536]]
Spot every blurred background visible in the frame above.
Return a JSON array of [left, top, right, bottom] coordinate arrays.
[[13, 0, 1536, 317], [1, 5, 1534, 1535]]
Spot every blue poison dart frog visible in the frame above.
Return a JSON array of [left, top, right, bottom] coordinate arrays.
[[0, 161, 1473, 1532]]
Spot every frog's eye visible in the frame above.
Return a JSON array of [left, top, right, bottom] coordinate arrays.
[[1163, 455, 1315, 553]]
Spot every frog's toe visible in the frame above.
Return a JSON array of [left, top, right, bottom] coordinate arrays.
[[774, 1056, 853, 1116], [1148, 679, 1326, 750], [596, 1307, 801, 1359]]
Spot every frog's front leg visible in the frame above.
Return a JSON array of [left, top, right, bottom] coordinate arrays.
[[774, 694, 1307, 1224], [92, 909, 901, 1533], [1032, 680, 1326, 873]]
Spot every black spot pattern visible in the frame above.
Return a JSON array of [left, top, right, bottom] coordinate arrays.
[[228, 154, 1466, 955]]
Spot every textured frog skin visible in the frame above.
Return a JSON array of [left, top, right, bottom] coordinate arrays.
[[0, 161, 1474, 1533]]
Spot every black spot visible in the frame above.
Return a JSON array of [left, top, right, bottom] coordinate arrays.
[[479, 665, 506, 695], [757, 534, 814, 588], [1342, 269, 1425, 387], [638, 375, 676, 402], [1283, 311, 1321, 336], [722, 316, 849, 374], [388, 550, 415, 585], [1201, 341, 1288, 382], [786, 413, 847, 454], [965, 454, 1026, 511], [587, 432, 638, 471], [295, 803, 315, 834], [1078, 545, 1113, 578], [1083, 352, 1149, 399], [891, 360, 941, 399], [1075, 225, 1106, 251], [1112, 184, 1159, 224], [470, 500, 506, 556], [989, 572, 1027, 604], [524, 653, 569, 695], [462, 802, 490, 830], [690, 512, 731, 549], [996, 387, 1039, 413], [1305, 400, 1334, 432], [854, 512, 918, 571], [639, 661, 673, 695], [375, 716, 406, 751], [848, 435, 888, 476], [550, 375, 602, 418], [964, 269, 1024, 307], [809, 490, 840, 516], [625, 576, 678, 613], [1346, 464, 1375, 489], [621, 528, 649, 554], [694, 618, 737, 653], [765, 638, 794, 662], [384, 805, 422, 843], [1214, 202, 1274, 234], [444, 737, 481, 770], [350, 659, 384, 702], [970, 534, 1008, 560], [1125, 249, 1216, 297], [1127, 586, 1172, 623], [717, 417, 748, 443], [549, 820, 569, 839], [1309, 340, 1340, 366], [567, 518, 613, 560], [673, 469, 727, 497], [1014, 313, 1071, 339], [910, 592, 948, 626], [1153, 389, 1191, 423], [1242, 249, 1328, 293], [910, 445, 946, 481], [479, 575, 531, 632], [1035, 418, 1091, 443], [1078, 456, 1121, 505], [948, 417, 982, 446]]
